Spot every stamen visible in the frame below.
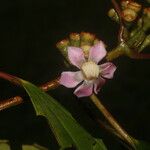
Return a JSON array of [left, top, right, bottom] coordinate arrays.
[[81, 61, 100, 80]]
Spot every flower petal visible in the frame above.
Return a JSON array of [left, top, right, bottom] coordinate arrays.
[[88, 42, 106, 64], [68, 47, 85, 68], [60, 71, 83, 88], [94, 77, 106, 94], [100, 62, 117, 79], [74, 82, 93, 97]]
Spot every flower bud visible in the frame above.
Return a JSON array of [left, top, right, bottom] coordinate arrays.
[[56, 39, 69, 51], [69, 33, 80, 47], [127, 2, 141, 13], [56, 39, 69, 59], [121, 0, 130, 9], [80, 32, 95, 46], [122, 8, 137, 22], [81, 45, 91, 58], [94, 39, 100, 45], [57, 32, 100, 63], [108, 8, 119, 23]]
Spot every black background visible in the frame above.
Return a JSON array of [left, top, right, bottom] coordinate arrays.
[[0, 0, 150, 149]]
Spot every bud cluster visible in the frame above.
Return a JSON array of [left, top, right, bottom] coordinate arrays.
[[121, 0, 141, 22], [108, 0, 150, 54], [56, 32, 100, 63]]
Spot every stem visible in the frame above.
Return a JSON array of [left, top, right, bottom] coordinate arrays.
[[128, 52, 150, 59], [0, 96, 23, 111], [0, 72, 60, 111], [40, 77, 60, 91], [81, 100, 123, 140], [106, 45, 125, 61], [0, 72, 21, 86], [90, 94, 135, 147], [111, 0, 125, 42]]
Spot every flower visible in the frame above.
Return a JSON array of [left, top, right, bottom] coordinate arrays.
[[60, 42, 116, 97]]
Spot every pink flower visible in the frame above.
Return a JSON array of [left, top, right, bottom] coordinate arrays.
[[60, 42, 116, 97]]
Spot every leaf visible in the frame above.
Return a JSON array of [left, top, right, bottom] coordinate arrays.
[[22, 144, 48, 150], [20, 79, 107, 150], [0, 140, 10, 150], [93, 139, 107, 150], [146, 0, 150, 4], [0, 140, 48, 150], [134, 140, 150, 150]]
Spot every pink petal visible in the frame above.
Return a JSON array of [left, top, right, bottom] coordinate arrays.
[[88, 42, 106, 64], [60, 71, 83, 88], [94, 77, 106, 94], [68, 47, 85, 68], [100, 62, 117, 79], [74, 82, 93, 97]]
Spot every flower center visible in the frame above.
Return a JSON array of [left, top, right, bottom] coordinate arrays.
[[81, 61, 100, 80]]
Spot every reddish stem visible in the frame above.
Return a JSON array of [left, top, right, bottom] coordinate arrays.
[[0, 96, 23, 111], [111, 0, 125, 42], [129, 52, 150, 59], [0, 72, 21, 85], [0, 72, 60, 111], [40, 77, 60, 91]]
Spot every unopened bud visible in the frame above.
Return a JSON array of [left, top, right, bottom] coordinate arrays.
[[57, 32, 101, 64], [121, 0, 130, 9], [122, 8, 137, 22], [127, 2, 141, 13], [56, 39, 69, 51], [56, 39, 69, 59], [108, 8, 119, 23], [94, 39, 100, 45], [81, 45, 91, 58], [80, 32, 95, 46], [69, 33, 80, 46]]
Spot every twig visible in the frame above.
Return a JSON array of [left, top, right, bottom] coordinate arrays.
[[81, 101, 123, 140], [90, 94, 135, 148], [40, 77, 60, 91], [111, 0, 125, 42], [0, 72, 60, 111], [0, 96, 23, 111], [129, 52, 150, 59], [0, 72, 21, 86]]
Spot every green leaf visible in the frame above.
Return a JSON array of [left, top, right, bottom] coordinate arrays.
[[22, 144, 48, 150], [134, 140, 150, 150], [0, 140, 10, 150], [0, 140, 48, 150], [20, 79, 107, 150], [146, 0, 150, 4]]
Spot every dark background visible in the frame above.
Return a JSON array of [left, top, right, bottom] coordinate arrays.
[[0, 0, 150, 149]]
